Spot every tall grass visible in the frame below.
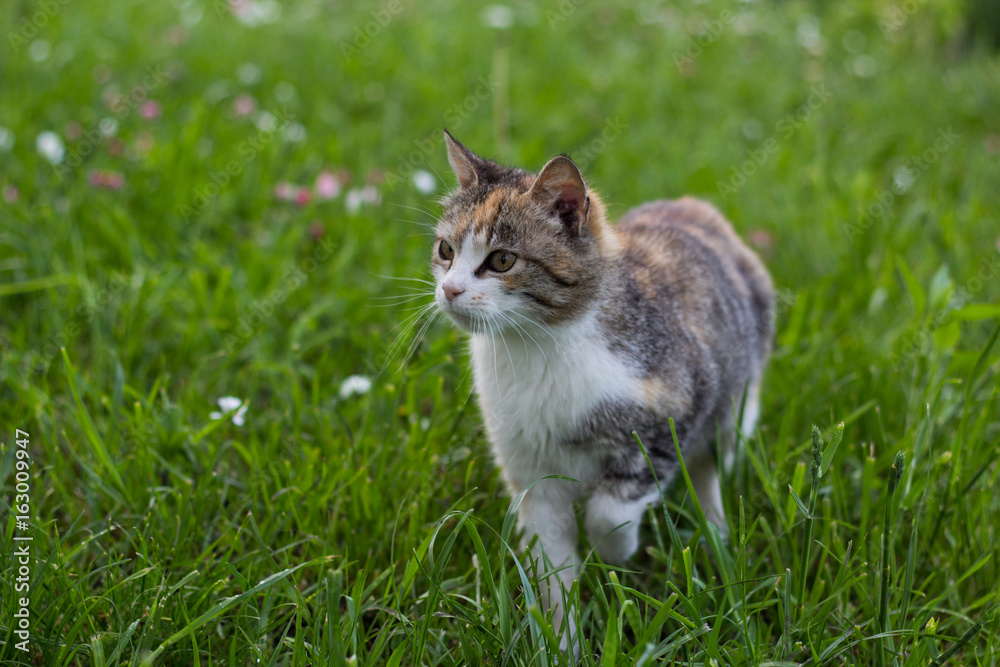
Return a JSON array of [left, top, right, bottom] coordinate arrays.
[[1, 0, 999, 663]]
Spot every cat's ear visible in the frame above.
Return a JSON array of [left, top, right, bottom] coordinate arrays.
[[528, 155, 589, 234], [444, 130, 480, 190]]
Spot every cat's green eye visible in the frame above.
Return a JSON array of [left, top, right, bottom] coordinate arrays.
[[439, 240, 454, 260], [488, 250, 516, 272]]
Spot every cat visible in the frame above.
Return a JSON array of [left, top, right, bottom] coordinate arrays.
[[431, 130, 774, 649]]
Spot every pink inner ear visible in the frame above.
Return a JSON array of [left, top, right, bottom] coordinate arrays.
[[554, 189, 579, 215]]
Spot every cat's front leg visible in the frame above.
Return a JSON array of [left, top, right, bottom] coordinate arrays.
[[516, 480, 580, 649], [584, 490, 658, 564]]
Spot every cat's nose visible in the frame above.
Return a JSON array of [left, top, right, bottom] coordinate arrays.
[[444, 284, 466, 303]]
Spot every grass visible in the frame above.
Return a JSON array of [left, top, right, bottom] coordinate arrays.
[[2, 0, 999, 664]]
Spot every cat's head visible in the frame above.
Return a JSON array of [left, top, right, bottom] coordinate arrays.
[[432, 131, 616, 333]]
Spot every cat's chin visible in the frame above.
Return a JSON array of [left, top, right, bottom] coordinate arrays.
[[438, 304, 501, 335], [438, 306, 476, 332]]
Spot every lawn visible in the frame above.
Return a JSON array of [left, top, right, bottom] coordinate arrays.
[[1, 0, 999, 664]]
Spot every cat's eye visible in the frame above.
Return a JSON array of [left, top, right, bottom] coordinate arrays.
[[488, 250, 516, 272], [439, 240, 454, 261]]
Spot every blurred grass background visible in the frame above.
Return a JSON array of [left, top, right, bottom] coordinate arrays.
[[1, 0, 999, 664]]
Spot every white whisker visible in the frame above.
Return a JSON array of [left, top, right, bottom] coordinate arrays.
[[496, 314, 518, 385], [372, 273, 436, 286], [496, 310, 546, 369], [507, 309, 563, 354], [380, 301, 440, 375], [485, 313, 501, 401]]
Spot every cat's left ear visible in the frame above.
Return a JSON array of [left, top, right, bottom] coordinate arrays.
[[528, 155, 589, 235], [444, 130, 480, 191]]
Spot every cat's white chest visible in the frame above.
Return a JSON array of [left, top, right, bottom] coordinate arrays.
[[470, 314, 638, 490]]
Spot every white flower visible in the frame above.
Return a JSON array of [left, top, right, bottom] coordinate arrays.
[[210, 396, 248, 426], [29, 40, 51, 62], [36, 131, 65, 164], [254, 110, 277, 131], [232, 0, 281, 26], [345, 186, 380, 215], [100, 117, 118, 137], [412, 169, 436, 194], [339, 375, 372, 400], [481, 4, 514, 29], [236, 62, 261, 85], [282, 122, 306, 142], [0, 126, 14, 152], [274, 81, 297, 103]]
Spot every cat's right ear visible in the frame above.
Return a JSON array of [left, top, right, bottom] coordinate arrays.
[[444, 130, 479, 191], [528, 155, 589, 235]]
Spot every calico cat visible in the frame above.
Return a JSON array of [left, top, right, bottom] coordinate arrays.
[[432, 131, 774, 646]]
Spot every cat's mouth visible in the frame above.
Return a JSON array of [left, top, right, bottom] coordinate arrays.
[[438, 297, 493, 333], [440, 303, 476, 331]]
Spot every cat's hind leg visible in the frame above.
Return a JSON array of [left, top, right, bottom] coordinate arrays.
[[739, 378, 762, 440], [687, 456, 728, 534]]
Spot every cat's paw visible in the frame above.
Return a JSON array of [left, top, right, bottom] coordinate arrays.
[[591, 526, 639, 564]]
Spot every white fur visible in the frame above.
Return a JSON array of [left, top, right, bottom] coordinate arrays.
[[471, 309, 642, 651], [689, 458, 727, 532], [471, 311, 639, 492], [740, 380, 761, 439]]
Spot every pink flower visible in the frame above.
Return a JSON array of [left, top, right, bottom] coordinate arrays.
[[140, 101, 162, 120], [749, 229, 773, 251], [295, 189, 311, 207], [233, 94, 256, 117], [88, 170, 125, 190], [3, 185, 18, 203], [274, 182, 297, 201], [314, 171, 340, 200]]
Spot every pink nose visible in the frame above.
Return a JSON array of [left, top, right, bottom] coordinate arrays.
[[444, 285, 465, 303]]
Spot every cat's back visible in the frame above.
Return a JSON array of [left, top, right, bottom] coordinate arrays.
[[614, 197, 774, 370], [612, 197, 772, 339]]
